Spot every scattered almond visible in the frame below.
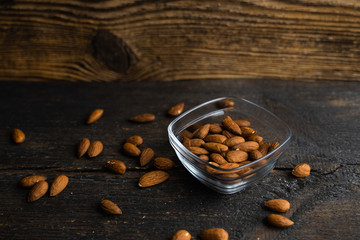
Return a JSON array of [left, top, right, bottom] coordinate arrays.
[[50, 175, 69, 197], [138, 170, 169, 187], [13, 128, 25, 143], [172, 230, 191, 240], [139, 148, 154, 166], [100, 199, 122, 215], [199, 228, 229, 240], [222, 116, 242, 135], [264, 199, 290, 213], [130, 113, 155, 123], [267, 214, 294, 227], [168, 102, 185, 117], [78, 138, 90, 158], [292, 163, 311, 177], [88, 141, 103, 157], [86, 109, 103, 124], [126, 136, 143, 146], [105, 160, 126, 174], [123, 142, 141, 157], [20, 175, 47, 188], [154, 157, 175, 170], [27, 180, 48, 202]]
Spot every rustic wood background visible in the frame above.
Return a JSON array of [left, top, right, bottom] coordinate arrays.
[[0, 79, 359, 239], [1, 0, 360, 82]]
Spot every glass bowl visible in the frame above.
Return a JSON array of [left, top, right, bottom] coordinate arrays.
[[167, 97, 292, 194]]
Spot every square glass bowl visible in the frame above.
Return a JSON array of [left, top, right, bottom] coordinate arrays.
[[168, 97, 292, 194]]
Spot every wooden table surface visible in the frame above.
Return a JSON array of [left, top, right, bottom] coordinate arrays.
[[0, 79, 359, 239]]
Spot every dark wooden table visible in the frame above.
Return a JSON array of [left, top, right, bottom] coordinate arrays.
[[0, 79, 359, 239]]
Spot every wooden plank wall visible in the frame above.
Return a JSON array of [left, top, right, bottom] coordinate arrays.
[[0, 0, 360, 82]]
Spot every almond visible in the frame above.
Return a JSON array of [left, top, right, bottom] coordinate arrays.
[[240, 127, 256, 137], [249, 150, 263, 160], [199, 155, 209, 161], [232, 141, 259, 152], [199, 228, 229, 240], [247, 135, 263, 143], [269, 141, 280, 152], [204, 134, 227, 143], [203, 143, 228, 153], [78, 138, 90, 158], [206, 162, 221, 175], [219, 162, 241, 172], [88, 141, 103, 157], [192, 123, 210, 139], [222, 116, 242, 135], [154, 157, 175, 170], [168, 102, 185, 117], [209, 123, 223, 134], [210, 153, 228, 165], [217, 99, 234, 108], [179, 130, 194, 139], [126, 136, 143, 146], [50, 175, 69, 197], [172, 229, 191, 240], [190, 138, 205, 147], [221, 130, 236, 139], [100, 199, 122, 215], [138, 170, 169, 187], [130, 113, 155, 123], [292, 163, 311, 177], [223, 136, 245, 147], [105, 160, 126, 174], [188, 147, 209, 155], [139, 148, 154, 166], [13, 128, 25, 143], [20, 175, 47, 188], [86, 109, 103, 124], [234, 119, 251, 127], [267, 214, 294, 227], [264, 199, 290, 213], [226, 150, 248, 163], [182, 137, 191, 148], [123, 142, 141, 157], [258, 142, 270, 156], [27, 180, 48, 202]]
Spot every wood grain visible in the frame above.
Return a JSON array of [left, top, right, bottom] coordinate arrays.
[[0, 79, 359, 239], [0, 0, 360, 82]]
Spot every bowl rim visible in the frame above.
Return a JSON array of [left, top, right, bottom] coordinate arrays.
[[167, 96, 292, 173]]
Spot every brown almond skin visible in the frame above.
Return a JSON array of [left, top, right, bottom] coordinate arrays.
[[222, 116, 242, 135], [199, 155, 209, 162], [126, 136, 143, 146], [249, 150, 263, 160], [179, 130, 194, 139], [13, 128, 25, 143], [217, 99, 235, 108], [139, 148, 155, 166], [204, 134, 227, 143], [209, 123, 223, 134], [224, 136, 245, 147], [232, 141, 259, 152], [130, 113, 155, 123], [226, 150, 248, 163], [78, 138, 90, 158], [192, 124, 210, 139], [100, 199, 122, 215], [154, 157, 175, 170], [182, 137, 191, 148], [203, 142, 228, 153], [138, 170, 169, 187], [172, 229, 191, 240], [168, 102, 185, 117], [264, 199, 290, 213], [219, 162, 241, 173], [210, 153, 228, 165], [190, 138, 205, 147], [269, 141, 280, 152], [20, 175, 47, 188], [88, 141, 103, 157], [267, 214, 294, 227], [259, 142, 271, 156], [105, 160, 126, 174], [221, 130, 236, 139], [206, 162, 221, 175], [188, 146, 209, 155], [199, 228, 229, 240], [234, 119, 251, 127], [50, 175, 69, 197], [292, 163, 311, 177], [247, 135, 263, 143], [27, 180, 48, 202], [240, 127, 256, 137], [123, 142, 141, 157], [86, 109, 103, 124]]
